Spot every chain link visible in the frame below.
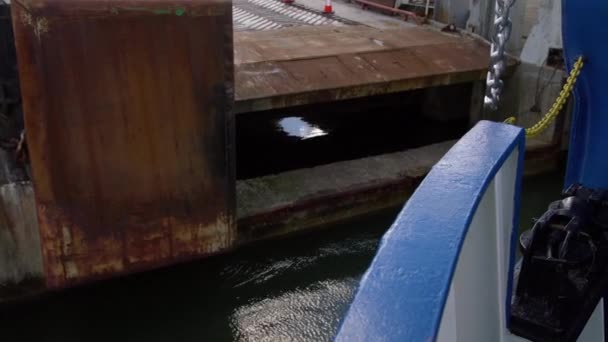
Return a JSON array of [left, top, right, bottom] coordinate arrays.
[[505, 56, 584, 138], [484, 0, 516, 110]]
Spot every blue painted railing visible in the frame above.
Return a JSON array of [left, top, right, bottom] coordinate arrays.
[[334, 121, 525, 341]]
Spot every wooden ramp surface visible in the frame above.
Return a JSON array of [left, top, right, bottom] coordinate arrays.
[[233, 25, 510, 113]]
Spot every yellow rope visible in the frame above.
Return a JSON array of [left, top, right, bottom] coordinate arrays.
[[505, 56, 584, 138]]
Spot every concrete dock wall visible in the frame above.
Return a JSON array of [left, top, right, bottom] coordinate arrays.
[[0, 181, 42, 286]]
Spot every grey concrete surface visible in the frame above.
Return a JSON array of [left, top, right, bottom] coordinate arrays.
[[0, 182, 43, 286], [294, 0, 417, 29], [237, 140, 454, 220]]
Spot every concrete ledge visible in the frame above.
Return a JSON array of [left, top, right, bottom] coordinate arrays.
[[236, 138, 562, 244], [236, 141, 456, 243]]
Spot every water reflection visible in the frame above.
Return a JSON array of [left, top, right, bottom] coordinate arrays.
[[231, 278, 358, 342], [277, 117, 328, 140], [0, 208, 399, 342]]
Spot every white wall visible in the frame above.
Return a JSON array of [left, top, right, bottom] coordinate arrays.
[[436, 149, 519, 342], [520, 0, 563, 66]]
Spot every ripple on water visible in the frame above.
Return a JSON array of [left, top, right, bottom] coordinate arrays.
[[231, 278, 360, 342], [220, 235, 379, 289]]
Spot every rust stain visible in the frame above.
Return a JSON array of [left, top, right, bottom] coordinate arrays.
[[37, 202, 234, 286], [12, 0, 236, 288], [233, 26, 517, 113]]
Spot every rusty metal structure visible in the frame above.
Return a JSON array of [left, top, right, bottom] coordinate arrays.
[[232, 25, 516, 114], [11, 0, 236, 288]]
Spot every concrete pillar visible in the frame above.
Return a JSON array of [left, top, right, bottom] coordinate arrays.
[[435, 0, 470, 27]]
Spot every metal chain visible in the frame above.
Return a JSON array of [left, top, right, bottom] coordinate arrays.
[[484, 0, 516, 110], [505, 56, 584, 138]]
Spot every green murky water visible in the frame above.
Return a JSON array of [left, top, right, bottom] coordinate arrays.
[[0, 168, 565, 342], [518, 168, 566, 233]]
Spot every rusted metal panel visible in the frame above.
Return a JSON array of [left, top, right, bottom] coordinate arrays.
[[233, 25, 518, 113], [11, 0, 236, 288]]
